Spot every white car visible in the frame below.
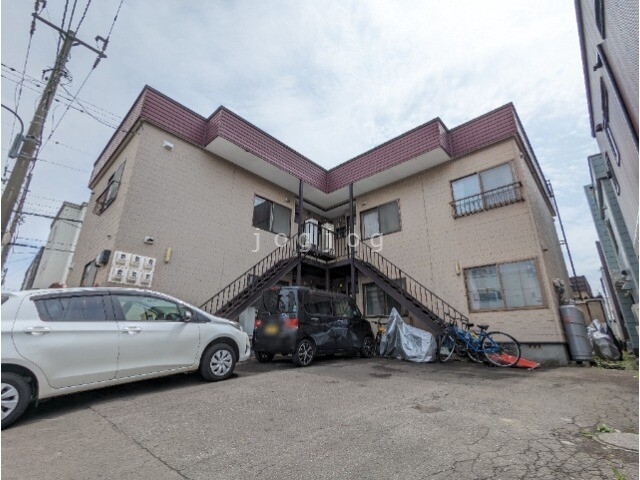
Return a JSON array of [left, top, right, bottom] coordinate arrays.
[[1, 287, 251, 429]]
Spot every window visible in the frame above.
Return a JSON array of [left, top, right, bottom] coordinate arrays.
[[303, 292, 333, 316], [451, 163, 522, 217], [262, 288, 298, 314], [605, 154, 620, 195], [334, 296, 360, 318], [363, 282, 402, 316], [114, 295, 184, 321], [361, 201, 401, 239], [600, 78, 609, 127], [595, 0, 605, 38], [605, 125, 620, 165], [94, 162, 125, 215], [80, 260, 98, 287], [605, 220, 619, 254], [35, 295, 108, 322], [252, 196, 291, 236], [465, 260, 544, 311]]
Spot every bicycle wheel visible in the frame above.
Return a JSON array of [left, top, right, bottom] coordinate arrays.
[[467, 346, 484, 363], [436, 333, 456, 362], [482, 332, 521, 367]]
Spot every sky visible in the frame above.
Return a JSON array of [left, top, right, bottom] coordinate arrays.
[[1, 0, 603, 294]]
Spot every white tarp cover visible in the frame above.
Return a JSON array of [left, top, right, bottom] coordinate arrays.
[[379, 308, 436, 362], [587, 319, 621, 361]]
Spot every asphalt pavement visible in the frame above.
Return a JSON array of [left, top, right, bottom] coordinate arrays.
[[2, 356, 638, 479]]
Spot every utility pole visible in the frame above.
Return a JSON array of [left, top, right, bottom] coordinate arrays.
[[1, 14, 106, 270]]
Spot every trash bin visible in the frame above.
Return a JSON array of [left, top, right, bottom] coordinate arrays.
[[560, 305, 593, 362]]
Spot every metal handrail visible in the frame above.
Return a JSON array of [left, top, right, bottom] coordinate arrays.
[[450, 181, 524, 218], [200, 232, 299, 314], [356, 240, 468, 327]]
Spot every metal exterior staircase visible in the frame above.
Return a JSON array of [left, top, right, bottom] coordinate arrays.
[[354, 240, 468, 334], [200, 234, 302, 320], [199, 225, 468, 332]]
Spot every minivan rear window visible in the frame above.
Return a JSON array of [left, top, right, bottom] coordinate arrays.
[[262, 288, 298, 314]]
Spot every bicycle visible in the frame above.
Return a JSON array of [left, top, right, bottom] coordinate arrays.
[[436, 320, 521, 367], [371, 315, 387, 355]]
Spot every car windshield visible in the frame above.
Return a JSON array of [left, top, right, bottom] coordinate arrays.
[[262, 288, 297, 314]]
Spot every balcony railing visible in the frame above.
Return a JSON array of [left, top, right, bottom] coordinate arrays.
[[450, 181, 524, 218]]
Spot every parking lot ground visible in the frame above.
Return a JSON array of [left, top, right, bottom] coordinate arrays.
[[2, 356, 638, 480]]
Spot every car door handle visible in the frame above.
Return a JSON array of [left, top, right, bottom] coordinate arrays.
[[310, 317, 319, 322], [24, 326, 51, 335], [122, 326, 142, 334]]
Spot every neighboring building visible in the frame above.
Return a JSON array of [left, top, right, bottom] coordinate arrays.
[[570, 275, 593, 300], [68, 86, 572, 364], [21, 246, 44, 290], [585, 154, 639, 354], [22, 202, 87, 289], [576, 0, 638, 356], [575, 0, 639, 252]]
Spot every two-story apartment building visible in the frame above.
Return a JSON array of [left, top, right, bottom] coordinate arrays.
[[68, 86, 572, 364]]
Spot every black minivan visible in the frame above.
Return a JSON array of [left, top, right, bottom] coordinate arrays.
[[252, 287, 376, 367]]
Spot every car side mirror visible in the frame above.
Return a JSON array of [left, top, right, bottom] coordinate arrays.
[[182, 310, 193, 322]]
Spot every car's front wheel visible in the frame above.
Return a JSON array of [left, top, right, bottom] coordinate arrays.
[[1, 373, 31, 430], [292, 339, 315, 367], [200, 343, 237, 381]]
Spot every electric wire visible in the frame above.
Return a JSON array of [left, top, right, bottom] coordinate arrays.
[[2, 71, 122, 127], [41, 0, 125, 150], [56, 0, 70, 56], [8, 0, 43, 153], [74, 0, 93, 35]]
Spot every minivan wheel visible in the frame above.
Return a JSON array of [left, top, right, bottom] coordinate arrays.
[[254, 351, 275, 363], [200, 343, 237, 381], [360, 336, 376, 358], [1, 373, 31, 430], [292, 339, 315, 367]]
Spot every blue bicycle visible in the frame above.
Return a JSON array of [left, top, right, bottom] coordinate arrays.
[[437, 320, 521, 367]]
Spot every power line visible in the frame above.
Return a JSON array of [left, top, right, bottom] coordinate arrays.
[[74, 0, 93, 35], [1, 74, 121, 129], [10, 243, 75, 254], [41, 0, 125, 149], [9, 1, 44, 147], [2, 64, 123, 122], [19, 211, 83, 223]]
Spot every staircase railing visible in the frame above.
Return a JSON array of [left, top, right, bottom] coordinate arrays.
[[355, 239, 469, 327], [200, 232, 300, 315]]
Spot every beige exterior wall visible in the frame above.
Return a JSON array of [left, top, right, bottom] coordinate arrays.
[[70, 123, 296, 306], [354, 138, 569, 344], [70, 125, 570, 346], [68, 128, 144, 287]]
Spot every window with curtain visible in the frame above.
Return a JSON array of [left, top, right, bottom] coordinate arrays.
[[465, 259, 543, 311], [360, 201, 401, 239], [451, 163, 520, 217], [252, 196, 291, 236]]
